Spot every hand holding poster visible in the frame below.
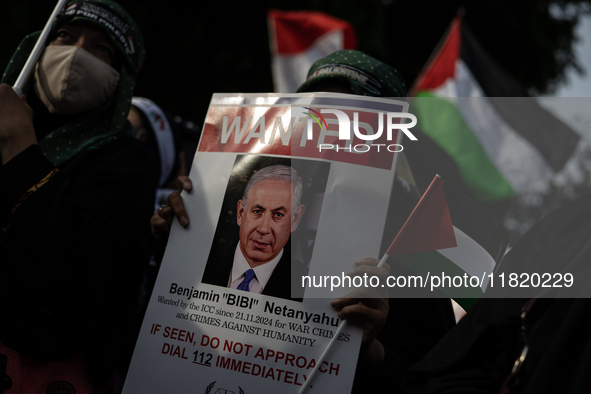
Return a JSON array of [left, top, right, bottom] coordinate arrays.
[[123, 93, 408, 393]]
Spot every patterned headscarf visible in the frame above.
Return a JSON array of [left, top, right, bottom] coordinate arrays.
[[1, 0, 146, 167], [296, 49, 406, 97]]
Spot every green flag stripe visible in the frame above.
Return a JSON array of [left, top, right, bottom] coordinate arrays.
[[460, 26, 579, 171], [412, 92, 515, 202]]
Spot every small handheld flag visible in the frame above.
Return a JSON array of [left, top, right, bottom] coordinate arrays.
[[300, 175, 509, 392]]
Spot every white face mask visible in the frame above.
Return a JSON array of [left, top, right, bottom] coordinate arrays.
[[34, 45, 120, 115]]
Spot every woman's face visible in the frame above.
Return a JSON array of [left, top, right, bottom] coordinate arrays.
[[50, 20, 116, 66]]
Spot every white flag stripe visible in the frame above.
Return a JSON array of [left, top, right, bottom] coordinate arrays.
[[272, 30, 344, 93], [438, 226, 496, 291], [433, 60, 555, 193]]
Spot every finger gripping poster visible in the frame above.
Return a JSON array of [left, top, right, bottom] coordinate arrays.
[[123, 93, 406, 393]]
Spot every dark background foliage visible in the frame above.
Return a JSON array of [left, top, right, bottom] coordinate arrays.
[[2, 0, 589, 124]]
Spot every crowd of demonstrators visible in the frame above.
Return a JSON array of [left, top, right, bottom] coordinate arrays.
[[0, 1, 157, 392], [2, 0, 587, 391]]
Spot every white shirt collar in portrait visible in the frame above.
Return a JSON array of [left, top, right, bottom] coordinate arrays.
[[228, 244, 283, 293]]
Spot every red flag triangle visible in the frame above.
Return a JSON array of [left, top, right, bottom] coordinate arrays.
[[409, 15, 461, 96], [387, 175, 457, 256]]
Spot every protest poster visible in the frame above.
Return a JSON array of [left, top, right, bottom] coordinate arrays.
[[123, 93, 408, 393]]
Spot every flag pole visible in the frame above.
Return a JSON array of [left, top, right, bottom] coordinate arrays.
[[13, 0, 70, 96], [298, 253, 390, 394]]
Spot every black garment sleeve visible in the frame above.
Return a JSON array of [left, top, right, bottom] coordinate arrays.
[[0, 144, 55, 221], [0, 136, 158, 381]]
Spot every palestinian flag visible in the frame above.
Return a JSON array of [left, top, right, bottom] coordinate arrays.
[[387, 175, 510, 311], [267, 9, 357, 93], [409, 15, 579, 203]]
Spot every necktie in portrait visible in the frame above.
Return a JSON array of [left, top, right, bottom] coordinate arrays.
[[237, 269, 255, 292]]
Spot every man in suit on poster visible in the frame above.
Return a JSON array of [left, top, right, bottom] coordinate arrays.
[[202, 164, 308, 300]]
